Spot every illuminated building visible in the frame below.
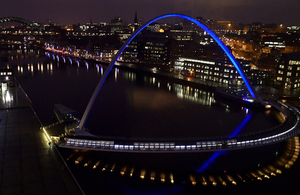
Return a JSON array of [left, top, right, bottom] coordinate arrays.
[[249, 69, 273, 85], [121, 28, 227, 68], [249, 22, 262, 32], [174, 57, 251, 90], [262, 36, 286, 51], [121, 32, 169, 66], [287, 25, 300, 33], [275, 52, 300, 90], [0, 69, 14, 87]]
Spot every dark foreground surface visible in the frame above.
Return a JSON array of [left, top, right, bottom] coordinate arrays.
[[0, 86, 82, 195]]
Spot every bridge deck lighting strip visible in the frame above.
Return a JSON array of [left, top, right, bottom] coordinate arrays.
[[63, 102, 300, 153]]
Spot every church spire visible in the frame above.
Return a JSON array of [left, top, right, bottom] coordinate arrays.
[[133, 11, 138, 32]]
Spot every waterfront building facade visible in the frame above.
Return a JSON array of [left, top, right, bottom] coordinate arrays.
[[174, 57, 251, 91], [275, 52, 300, 90]]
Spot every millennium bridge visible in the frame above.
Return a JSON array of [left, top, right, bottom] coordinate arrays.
[[56, 100, 300, 153], [42, 14, 300, 153]]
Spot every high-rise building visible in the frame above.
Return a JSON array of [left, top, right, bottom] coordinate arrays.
[[275, 53, 300, 90]]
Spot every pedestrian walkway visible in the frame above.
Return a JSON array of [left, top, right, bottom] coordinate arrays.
[[0, 85, 83, 194]]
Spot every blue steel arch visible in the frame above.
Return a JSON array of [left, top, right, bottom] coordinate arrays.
[[78, 13, 257, 130], [0, 17, 41, 31]]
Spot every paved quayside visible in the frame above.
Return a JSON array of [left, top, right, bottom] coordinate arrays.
[[0, 82, 83, 194]]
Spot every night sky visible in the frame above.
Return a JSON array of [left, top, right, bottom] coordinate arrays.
[[1, 0, 300, 25]]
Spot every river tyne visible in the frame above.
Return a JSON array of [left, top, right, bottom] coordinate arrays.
[[6, 49, 300, 194]]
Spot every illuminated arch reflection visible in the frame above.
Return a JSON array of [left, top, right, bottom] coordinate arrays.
[[197, 113, 253, 173]]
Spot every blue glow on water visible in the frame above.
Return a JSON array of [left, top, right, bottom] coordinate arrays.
[[197, 113, 253, 173], [197, 151, 227, 173], [228, 112, 252, 138]]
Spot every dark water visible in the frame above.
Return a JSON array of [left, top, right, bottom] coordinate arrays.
[[10, 51, 281, 141], [6, 50, 300, 195]]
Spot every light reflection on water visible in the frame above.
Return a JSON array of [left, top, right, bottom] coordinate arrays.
[[7, 50, 300, 194], [197, 113, 252, 173], [11, 51, 281, 140], [61, 136, 299, 189]]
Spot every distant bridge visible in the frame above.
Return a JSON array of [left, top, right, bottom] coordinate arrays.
[[0, 17, 41, 31]]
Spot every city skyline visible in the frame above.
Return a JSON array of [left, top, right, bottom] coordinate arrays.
[[1, 5, 300, 193], [0, 0, 300, 25]]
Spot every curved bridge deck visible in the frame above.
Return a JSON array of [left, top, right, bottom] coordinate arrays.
[[57, 101, 300, 153]]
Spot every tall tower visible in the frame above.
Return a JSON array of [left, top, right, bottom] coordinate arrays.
[[133, 11, 138, 32]]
